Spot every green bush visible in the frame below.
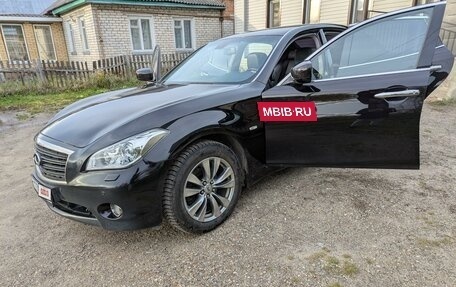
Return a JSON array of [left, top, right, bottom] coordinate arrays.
[[0, 73, 141, 113], [0, 73, 139, 98]]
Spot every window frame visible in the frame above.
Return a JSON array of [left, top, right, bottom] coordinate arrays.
[[78, 16, 90, 52], [173, 18, 195, 51], [302, 0, 310, 24], [33, 24, 57, 61], [65, 21, 76, 55], [128, 16, 156, 53], [349, 0, 370, 24], [0, 23, 30, 62], [267, 0, 281, 28]]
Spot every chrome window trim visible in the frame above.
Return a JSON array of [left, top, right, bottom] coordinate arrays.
[[338, 52, 420, 71], [311, 66, 434, 83]]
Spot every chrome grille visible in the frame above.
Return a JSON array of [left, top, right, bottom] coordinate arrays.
[[35, 143, 69, 181]]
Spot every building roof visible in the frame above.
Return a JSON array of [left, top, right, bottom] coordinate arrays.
[[46, 0, 225, 15], [0, 0, 55, 15], [0, 13, 62, 23]]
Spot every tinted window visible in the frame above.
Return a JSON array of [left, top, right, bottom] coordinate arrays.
[[311, 7, 433, 80], [324, 31, 340, 42]]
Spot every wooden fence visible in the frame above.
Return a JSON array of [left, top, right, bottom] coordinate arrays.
[[0, 52, 191, 88], [441, 21, 456, 57]]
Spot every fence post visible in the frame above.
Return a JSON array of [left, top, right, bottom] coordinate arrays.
[[0, 60, 5, 82], [35, 60, 46, 83], [124, 55, 132, 76]]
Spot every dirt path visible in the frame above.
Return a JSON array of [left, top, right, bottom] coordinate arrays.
[[1, 103, 455, 287]]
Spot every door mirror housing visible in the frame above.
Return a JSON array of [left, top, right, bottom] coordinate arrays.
[[136, 67, 155, 82], [291, 61, 312, 84]]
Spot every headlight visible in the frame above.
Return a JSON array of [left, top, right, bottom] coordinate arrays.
[[86, 129, 169, 171]]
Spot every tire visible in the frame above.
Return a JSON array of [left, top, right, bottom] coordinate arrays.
[[163, 140, 242, 233]]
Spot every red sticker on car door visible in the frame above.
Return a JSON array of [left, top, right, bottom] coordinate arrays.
[[257, 102, 317, 122]]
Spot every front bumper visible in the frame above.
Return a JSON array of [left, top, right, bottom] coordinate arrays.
[[31, 161, 166, 231]]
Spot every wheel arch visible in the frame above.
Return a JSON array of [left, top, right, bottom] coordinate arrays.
[[146, 110, 250, 186], [169, 131, 248, 187]]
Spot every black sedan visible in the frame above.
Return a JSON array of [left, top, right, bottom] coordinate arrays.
[[32, 2, 453, 233]]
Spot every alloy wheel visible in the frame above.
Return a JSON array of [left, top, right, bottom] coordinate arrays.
[[183, 157, 235, 222]]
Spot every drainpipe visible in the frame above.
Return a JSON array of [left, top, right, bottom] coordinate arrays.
[[220, 14, 224, 38], [244, 0, 248, 32]]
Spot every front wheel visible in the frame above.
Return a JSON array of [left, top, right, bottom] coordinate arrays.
[[163, 140, 242, 233]]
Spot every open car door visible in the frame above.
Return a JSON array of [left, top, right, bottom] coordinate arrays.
[[261, 2, 453, 169]]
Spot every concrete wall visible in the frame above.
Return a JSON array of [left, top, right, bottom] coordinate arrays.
[[0, 22, 68, 61]]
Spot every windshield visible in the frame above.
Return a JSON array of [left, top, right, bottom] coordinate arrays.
[[163, 35, 281, 84]]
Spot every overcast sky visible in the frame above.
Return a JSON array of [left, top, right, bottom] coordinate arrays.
[[0, 0, 56, 14]]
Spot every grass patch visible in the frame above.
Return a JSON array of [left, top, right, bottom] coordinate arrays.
[[328, 283, 344, 287], [15, 112, 30, 121], [323, 256, 341, 273], [428, 96, 456, 107], [307, 249, 360, 277], [365, 258, 374, 265], [340, 261, 360, 276], [307, 251, 328, 262], [323, 256, 359, 276], [417, 236, 454, 248], [0, 73, 140, 114], [290, 276, 301, 284]]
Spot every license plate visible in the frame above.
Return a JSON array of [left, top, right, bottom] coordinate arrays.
[[38, 184, 52, 201]]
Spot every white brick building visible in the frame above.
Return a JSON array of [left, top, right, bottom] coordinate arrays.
[[45, 0, 234, 62]]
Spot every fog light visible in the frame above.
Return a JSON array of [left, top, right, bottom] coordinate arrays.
[[110, 204, 123, 218]]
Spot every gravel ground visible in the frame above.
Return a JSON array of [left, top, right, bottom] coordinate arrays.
[[1, 101, 455, 287]]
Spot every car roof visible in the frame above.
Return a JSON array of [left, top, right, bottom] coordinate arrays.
[[223, 24, 347, 39]]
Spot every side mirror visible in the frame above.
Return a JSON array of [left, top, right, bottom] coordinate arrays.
[[291, 60, 312, 84], [136, 67, 155, 82]]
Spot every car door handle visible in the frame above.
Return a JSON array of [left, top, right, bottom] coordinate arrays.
[[374, 90, 420, 99]]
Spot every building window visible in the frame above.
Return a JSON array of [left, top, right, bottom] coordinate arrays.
[[268, 0, 281, 27], [129, 18, 154, 52], [0, 24, 29, 61], [78, 17, 89, 51], [350, 0, 369, 24], [65, 21, 76, 54], [34, 25, 56, 61], [174, 19, 194, 50], [303, 0, 321, 24]]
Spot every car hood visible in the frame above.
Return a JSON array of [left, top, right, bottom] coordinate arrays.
[[41, 83, 237, 148]]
